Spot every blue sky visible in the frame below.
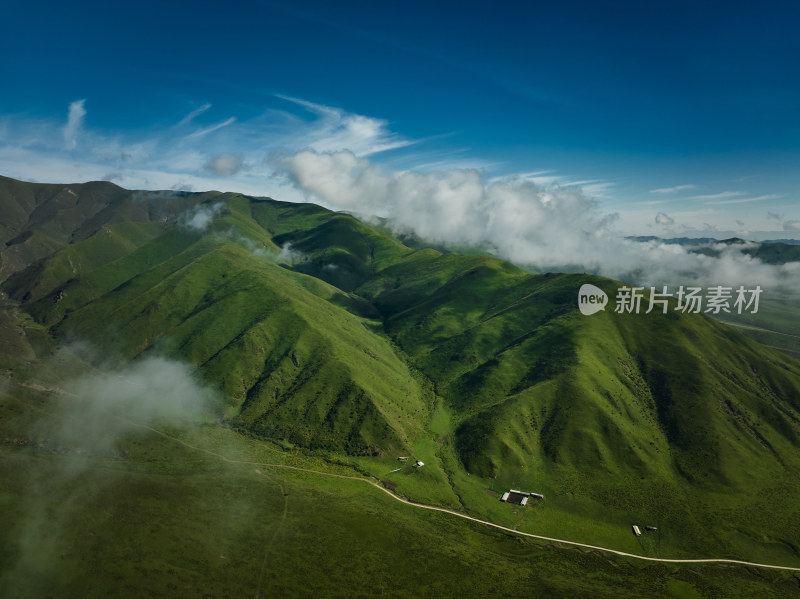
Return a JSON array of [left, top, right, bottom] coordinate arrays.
[[2, 0, 799, 239]]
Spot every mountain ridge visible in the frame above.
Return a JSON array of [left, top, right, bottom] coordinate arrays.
[[1, 175, 800, 565]]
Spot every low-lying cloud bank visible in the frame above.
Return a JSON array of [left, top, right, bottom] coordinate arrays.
[[0, 355, 214, 590], [50, 356, 214, 455], [285, 150, 800, 293]]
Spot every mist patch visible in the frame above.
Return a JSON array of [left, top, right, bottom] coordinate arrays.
[[0, 355, 216, 590]]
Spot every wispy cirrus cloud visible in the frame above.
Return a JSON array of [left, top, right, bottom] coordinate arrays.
[[185, 117, 236, 139], [514, 170, 561, 186], [690, 191, 742, 201], [0, 97, 421, 199], [649, 184, 695, 194], [704, 194, 777, 205], [276, 95, 415, 156], [63, 99, 86, 150], [511, 172, 614, 198], [176, 103, 212, 127], [1, 97, 795, 243], [565, 180, 614, 197]]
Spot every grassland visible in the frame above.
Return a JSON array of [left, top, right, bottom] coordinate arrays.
[[2, 383, 800, 598]]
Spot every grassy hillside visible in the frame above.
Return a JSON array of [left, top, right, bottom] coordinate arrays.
[[352, 255, 800, 559], [2, 176, 800, 595], [6, 197, 429, 458], [3, 384, 798, 599]]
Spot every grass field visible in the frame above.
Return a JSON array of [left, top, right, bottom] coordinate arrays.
[[2, 385, 800, 598]]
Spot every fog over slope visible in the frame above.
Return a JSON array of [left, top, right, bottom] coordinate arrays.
[[2, 354, 213, 590]]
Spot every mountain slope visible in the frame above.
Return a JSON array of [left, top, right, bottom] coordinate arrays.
[[0, 180, 431, 456]]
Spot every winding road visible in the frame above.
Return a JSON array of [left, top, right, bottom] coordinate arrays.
[[137, 422, 800, 573]]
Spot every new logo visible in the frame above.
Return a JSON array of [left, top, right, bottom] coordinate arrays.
[[578, 283, 608, 316]]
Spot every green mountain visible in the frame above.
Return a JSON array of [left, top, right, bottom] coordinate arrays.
[[2, 175, 800, 596]]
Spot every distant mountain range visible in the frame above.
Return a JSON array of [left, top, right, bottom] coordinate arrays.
[[762, 238, 800, 245], [627, 235, 800, 264], [629, 235, 800, 247], [627, 235, 731, 245], [2, 175, 800, 572]]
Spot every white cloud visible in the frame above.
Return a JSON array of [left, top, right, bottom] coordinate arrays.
[[785, 220, 800, 232], [691, 191, 742, 200], [564, 180, 615, 198], [277, 95, 414, 156], [180, 202, 224, 231], [53, 356, 213, 453], [649, 184, 695, 194], [277, 241, 307, 265], [284, 149, 621, 268], [0, 97, 425, 201], [0, 101, 290, 198], [655, 212, 675, 226], [204, 153, 244, 176], [704, 194, 777, 205], [177, 103, 212, 127], [284, 149, 800, 293], [404, 154, 498, 173], [514, 170, 558, 184], [4, 354, 214, 588], [102, 171, 124, 182], [3, 97, 797, 256], [516, 173, 613, 194], [185, 117, 236, 139], [63, 99, 86, 150]]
